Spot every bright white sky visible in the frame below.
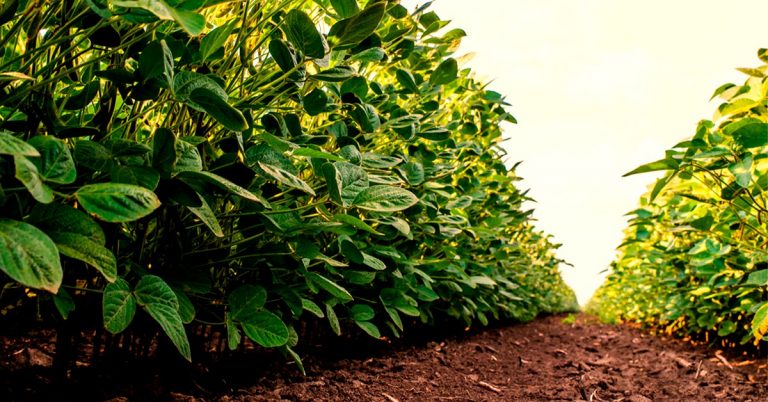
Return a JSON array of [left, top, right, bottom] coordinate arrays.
[[401, 0, 768, 304]]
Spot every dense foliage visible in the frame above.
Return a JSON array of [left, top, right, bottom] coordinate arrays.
[[0, 0, 576, 365], [590, 50, 768, 350]]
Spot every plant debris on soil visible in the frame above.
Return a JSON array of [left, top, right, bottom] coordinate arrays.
[[2, 314, 766, 401]]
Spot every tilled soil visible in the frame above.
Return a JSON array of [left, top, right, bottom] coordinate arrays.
[[2, 314, 766, 401]]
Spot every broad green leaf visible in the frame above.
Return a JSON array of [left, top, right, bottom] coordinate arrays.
[[258, 162, 316, 195], [303, 88, 330, 116], [173, 71, 228, 110], [395, 69, 419, 93], [339, 236, 364, 263], [53, 288, 75, 320], [14, 156, 54, 203], [28, 203, 106, 244], [25, 136, 76, 184], [330, 1, 386, 47], [348, 47, 386, 63], [350, 103, 380, 132], [729, 155, 753, 188], [143, 302, 191, 361], [429, 58, 458, 86], [240, 310, 290, 347], [201, 20, 236, 61], [189, 88, 248, 131], [134, 275, 191, 361], [746, 269, 768, 286], [103, 278, 136, 334], [417, 127, 450, 141], [0, 131, 39, 157], [0, 219, 62, 293], [355, 320, 381, 338], [74, 141, 113, 171], [350, 303, 374, 321], [268, 39, 298, 73], [330, 0, 359, 18], [323, 162, 369, 207], [111, 165, 161, 190], [731, 123, 768, 148], [306, 272, 353, 301], [48, 232, 117, 282], [352, 185, 418, 212], [139, 40, 174, 85], [398, 162, 425, 185], [228, 284, 267, 322], [283, 9, 325, 59], [113, 0, 205, 36], [173, 140, 203, 173], [76, 183, 161, 222]]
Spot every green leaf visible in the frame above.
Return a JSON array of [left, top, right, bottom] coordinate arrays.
[[325, 303, 341, 335], [746, 269, 768, 286], [350, 303, 374, 321], [283, 9, 325, 59], [225, 313, 241, 350], [339, 236, 364, 263], [269, 39, 298, 73], [176, 170, 266, 205], [152, 128, 177, 176], [292, 147, 344, 161], [240, 310, 290, 348], [417, 127, 450, 141], [362, 252, 386, 270], [134, 275, 191, 361], [103, 278, 136, 334], [172, 288, 196, 324], [0, 219, 61, 293], [311, 66, 356, 82], [352, 185, 418, 212], [258, 162, 316, 195], [48, 232, 117, 282], [303, 88, 330, 116], [301, 298, 325, 318], [330, 1, 386, 48], [348, 47, 386, 63], [74, 141, 113, 171], [139, 40, 174, 85], [188, 88, 248, 131], [355, 320, 381, 338], [173, 140, 203, 173], [228, 284, 267, 322], [332, 214, 383, 235], [111, 165, 161, 190], [306, 272, 354, 301], [76, 183, 161, 222], [186, 195, 224, 237], [113, 0, 205, 36], [0, 131, 39, 157], [623, 158, 679, 177], [729, 155, 753, 188], [429, 58, 458, 86], [201, 20, 236, 61], [753, 303, 768, 340], [26, 136, 76, 184], [731, 123, 768, 148], [395, 69, 419, 93], [350, 103, 380, 132], [323, 162, 369, 207], [28, 203, 106, 244], [53, 288, 75, 320], [14, 156, 54, 203], [330, 0, 359, 18]]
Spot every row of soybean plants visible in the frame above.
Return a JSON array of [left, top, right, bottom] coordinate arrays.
[[589, 49, 768, 350], [0, 0, 577, 366]]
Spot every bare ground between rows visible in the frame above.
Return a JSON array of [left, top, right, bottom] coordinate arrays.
[[2, 314, 767, 401]]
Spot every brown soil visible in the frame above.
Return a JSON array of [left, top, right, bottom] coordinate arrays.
[[2, 314, 766, 401]]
